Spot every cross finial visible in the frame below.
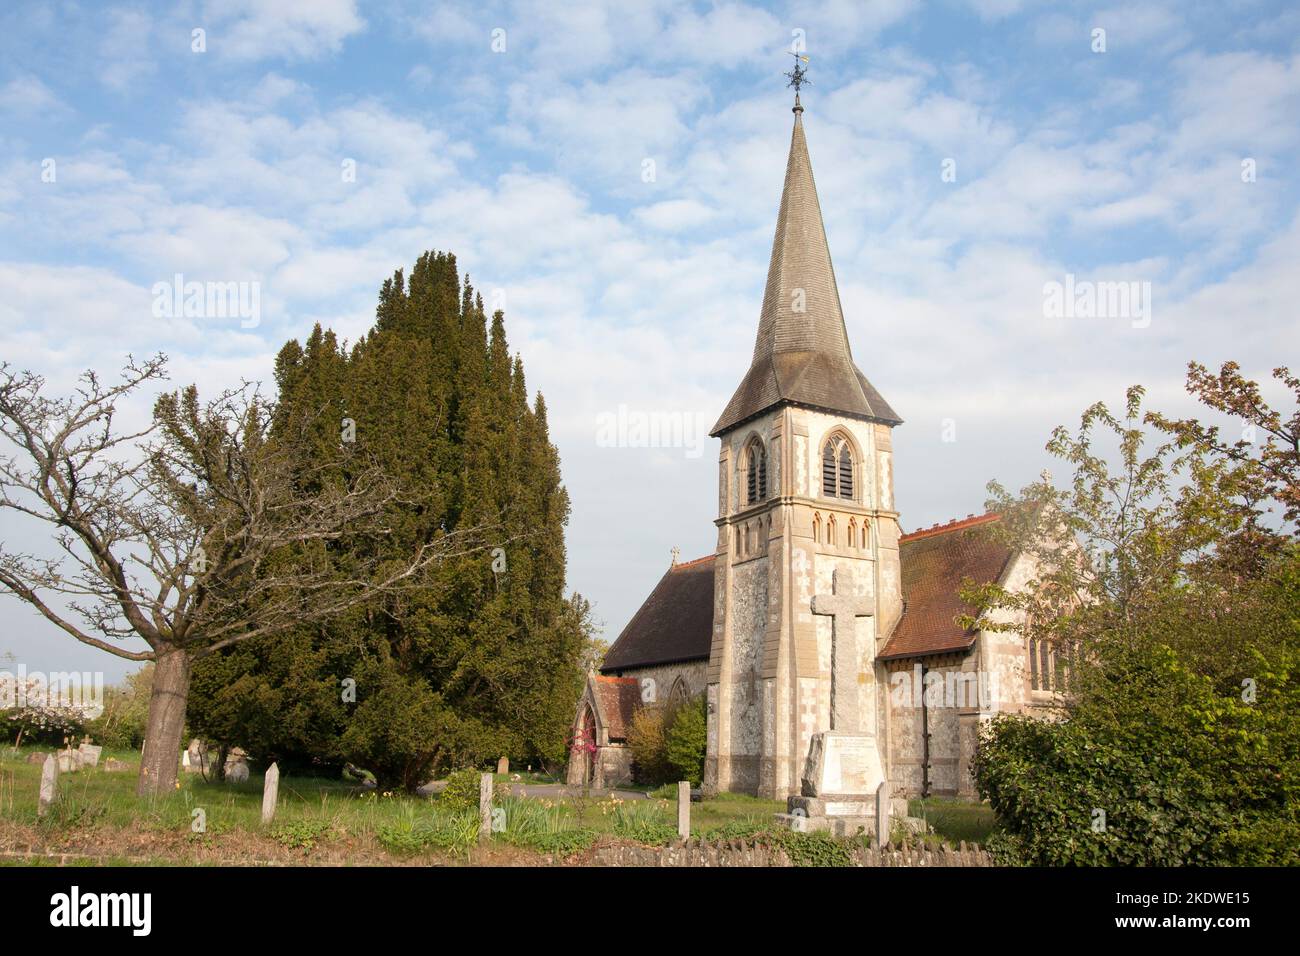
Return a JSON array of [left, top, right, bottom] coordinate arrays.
[[670, 546, 681, 567], [785, 51, 810, 112]]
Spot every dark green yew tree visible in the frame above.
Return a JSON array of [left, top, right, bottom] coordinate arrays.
[[189, 252, 590, 791]]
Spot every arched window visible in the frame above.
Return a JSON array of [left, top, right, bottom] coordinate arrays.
[[827, 514, 838, 547], [822, 435, 854, 499], [812, 512, 821, 544], [746, 439, 767, 505], [847, 518, 857, 549], [861, 520, 870, 549]]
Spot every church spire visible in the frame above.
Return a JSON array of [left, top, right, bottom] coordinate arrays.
[[710, 85, 901, 437]]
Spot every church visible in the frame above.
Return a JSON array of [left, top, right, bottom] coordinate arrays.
[[569, 90, 1057, 805]]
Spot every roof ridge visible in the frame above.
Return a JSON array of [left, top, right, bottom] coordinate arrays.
[[671, 554, 714, 571], [901, 511, 1000, 542]]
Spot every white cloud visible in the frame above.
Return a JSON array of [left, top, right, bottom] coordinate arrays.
[[205, 0, 365, 61], [98, 7, 157, 90], [0, 74, 68, 115], [632, 198, 717, 231]]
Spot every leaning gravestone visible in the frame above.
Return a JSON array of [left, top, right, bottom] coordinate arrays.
[[78, 743, 103, 768], [38, 755, 59, 816], [261, 762, 280, 825]]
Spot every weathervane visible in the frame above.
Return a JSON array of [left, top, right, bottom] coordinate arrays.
[[785, 51, 810, 94]]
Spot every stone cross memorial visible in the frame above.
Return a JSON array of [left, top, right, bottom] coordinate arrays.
[[786, 567, 887, 836], [811, 567, 874, 732]]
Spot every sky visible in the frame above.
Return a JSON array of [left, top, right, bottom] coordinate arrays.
[[1, 0, 1297, 682]]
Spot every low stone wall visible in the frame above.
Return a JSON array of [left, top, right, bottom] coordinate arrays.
[[588, 838, 993, 867]]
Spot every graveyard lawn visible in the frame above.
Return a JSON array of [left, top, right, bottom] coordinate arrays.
[[0, 748, 788, 866], [907, 797, 998, 845]]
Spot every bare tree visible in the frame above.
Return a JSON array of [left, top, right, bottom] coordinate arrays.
[[0, 356, 489, 796]]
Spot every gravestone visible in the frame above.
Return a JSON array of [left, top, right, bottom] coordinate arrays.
[[78, 743, 102, 768], [261, 762, 279, 825], [677, 781, 691, 840], [57, 749, 81, 773], [497, 756, 509, 775], [26, 751, 48, 765], [782, 568, 886, 836], [478, 773, 493, 845], [38, 755, 58, 816], [225, 747, 249, 783], [103, 758, 129, 772], [184, 739, 207, 774]]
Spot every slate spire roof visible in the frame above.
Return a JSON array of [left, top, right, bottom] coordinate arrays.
[[711, 97, 901, 437]]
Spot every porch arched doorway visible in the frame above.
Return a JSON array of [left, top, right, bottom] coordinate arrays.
[[579, 703, 598, 786]]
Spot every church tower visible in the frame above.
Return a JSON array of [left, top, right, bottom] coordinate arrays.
[[704, 92, 904, 801]]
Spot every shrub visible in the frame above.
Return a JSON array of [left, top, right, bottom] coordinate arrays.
[[974, 635, 1300, 866], [625, 706, 672, 785], [3, 706, 85, 747], [665, 695, 707, 785], [438, 767, 484, 811], [84, 665, 152, 750]]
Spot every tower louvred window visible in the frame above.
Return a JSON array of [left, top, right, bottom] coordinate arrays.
[[822, 436, 854, 499], [839, 445, 853, 499], [746, 439, 767, 504]]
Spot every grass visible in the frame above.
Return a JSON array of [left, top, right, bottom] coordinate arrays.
[[907, 796, 998, 845], [0, 745, 787, 864], [2, 747, 977, 865]]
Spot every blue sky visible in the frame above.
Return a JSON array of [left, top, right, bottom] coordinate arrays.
[[1, 0, 1298, 680]]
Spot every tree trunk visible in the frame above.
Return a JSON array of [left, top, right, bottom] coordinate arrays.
[[137, 646, 192, 797]]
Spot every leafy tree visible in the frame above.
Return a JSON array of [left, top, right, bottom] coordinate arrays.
[[967, 364, 1300, 864]]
